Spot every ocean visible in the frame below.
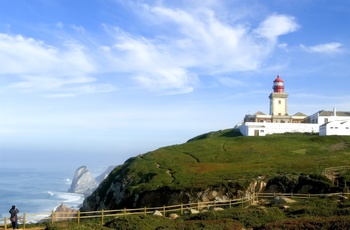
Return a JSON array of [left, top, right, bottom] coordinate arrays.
[[0, 167, 84, 224]]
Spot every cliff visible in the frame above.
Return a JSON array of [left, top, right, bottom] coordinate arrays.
[[81, 129, 350, 211]]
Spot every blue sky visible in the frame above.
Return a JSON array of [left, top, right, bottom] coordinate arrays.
[[0, 0, 349, 171]]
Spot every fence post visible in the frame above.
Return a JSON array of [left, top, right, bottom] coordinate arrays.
[[77, 211, 80, 225], [241, 197, 243, 209], [101, 209, 104, 226], [4, 217, 7, 230], [124, 208, 126, 215], [229, 200, 231, 209], [163, 206, 166, 217], [144, 207, 147, 215], [181, 204, 183, 215], [197, 201, 200, 211], [23, 213, 26, 229], [51, 211, 54, 224]]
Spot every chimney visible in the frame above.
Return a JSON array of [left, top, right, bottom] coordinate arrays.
[[333, 107, 337, 117]]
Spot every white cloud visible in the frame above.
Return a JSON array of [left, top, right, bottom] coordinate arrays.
[[217, 77, 245, 87], [0, 3, 301, 96], [0, 33, 115, 96], [133, 68, 198, 94], [255, 14, 299, 41], [300, 42, 343, 55], [99, 5, 300, 93]]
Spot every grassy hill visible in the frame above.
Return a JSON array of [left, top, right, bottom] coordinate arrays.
[[110, 129, 350, 193], [24, 129, 350, 229]]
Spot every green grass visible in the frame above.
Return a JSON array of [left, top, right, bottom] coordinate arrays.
[[109, 130, 350, 193]]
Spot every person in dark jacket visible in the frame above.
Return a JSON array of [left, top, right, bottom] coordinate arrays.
[[9, 205, 19, 229]]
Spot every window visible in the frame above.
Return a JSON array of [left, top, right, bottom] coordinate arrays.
[[324, 118, 328, 123], [278, 100, 281, 104], [335, 127, 338, 129], [330, 127, 334, 129], [346, 127, 349, 129], [259, 120, 264, 122], [260, 130, 265, 133]]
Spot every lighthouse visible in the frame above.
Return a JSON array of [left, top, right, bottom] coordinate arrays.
[[269, 75, 288, 119]]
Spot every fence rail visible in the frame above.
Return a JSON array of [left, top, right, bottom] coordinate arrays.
[[323, 166, 350, 174], [1, 192, 350, 229]]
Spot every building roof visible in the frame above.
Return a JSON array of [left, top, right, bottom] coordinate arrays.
[[318, 110, 350, 117], [320, 120, 350, 127], [254, 111, 266, 115], [293, 112, 307, 116], [273, 75, 283, 82]]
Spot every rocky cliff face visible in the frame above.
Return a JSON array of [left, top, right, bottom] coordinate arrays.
[[68, 166, 97, 196], [81, 166, 267, 212], [81, 171, 339, 212]]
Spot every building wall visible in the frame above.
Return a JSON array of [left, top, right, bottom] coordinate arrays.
[[307, 112, 350, 126], [269, 93, 288, 116], [319, 121, 350, 136], [239, 122, 319, 136]]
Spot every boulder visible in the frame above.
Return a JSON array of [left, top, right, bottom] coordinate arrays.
[[153, 210, 163, 216], [53, 203, 77, 221], [189, 209, 199, 214], [169, 213, 179, 219]]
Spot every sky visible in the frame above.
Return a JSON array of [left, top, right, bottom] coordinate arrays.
[[0, 0, 350, 172]]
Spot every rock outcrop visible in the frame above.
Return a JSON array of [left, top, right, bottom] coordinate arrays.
[[53, 203, 77, 221], [81, 174, 263, 212], [95, 166, 115, 184], [68, 166, 97, 196], [81, 172, 341, 212]]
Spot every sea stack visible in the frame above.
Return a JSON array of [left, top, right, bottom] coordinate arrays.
[[68, 166, 97, 196]]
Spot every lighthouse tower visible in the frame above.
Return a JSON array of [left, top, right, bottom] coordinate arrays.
[[269, 75, 288, 118]]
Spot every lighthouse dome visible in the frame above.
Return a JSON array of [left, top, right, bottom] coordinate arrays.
[[273, 75, 284, 93]]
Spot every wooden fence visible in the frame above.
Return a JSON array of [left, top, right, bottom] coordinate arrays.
[[323, 166, 350, 186], [1, 192, 350, 229], [0, 195, 253, 229]]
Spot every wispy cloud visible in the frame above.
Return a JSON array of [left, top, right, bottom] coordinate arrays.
[[0, 2, 300, 96], [217, 77, 245, 87], [99, 5, 299, 93], [0, 33, 115, 96], [300, 42, 343, 55], [255, 14, 300, 41]]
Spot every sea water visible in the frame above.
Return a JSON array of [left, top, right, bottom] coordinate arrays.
[[0, 167, 84, 224]]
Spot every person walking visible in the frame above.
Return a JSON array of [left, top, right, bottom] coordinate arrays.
[[9, 205, 19, 229]]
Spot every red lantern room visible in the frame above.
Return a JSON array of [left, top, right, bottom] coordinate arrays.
[[273, 75, 284, 93]]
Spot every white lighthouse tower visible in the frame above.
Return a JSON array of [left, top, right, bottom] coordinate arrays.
[[269, 75, 289, 121]]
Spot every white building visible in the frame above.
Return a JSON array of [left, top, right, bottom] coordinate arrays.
[[243, 75, 307, 124], [240, 75, 310, 136], [240, 122, 318, 136], [319, 120, 350, 136], [239, 75, 350, 136], [306, 107, 350, 126]]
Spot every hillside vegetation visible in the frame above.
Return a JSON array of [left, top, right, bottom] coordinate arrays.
[[19, 130, 350, 229], [107, 129, 350, 192], [80, 129, 350, 214]]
